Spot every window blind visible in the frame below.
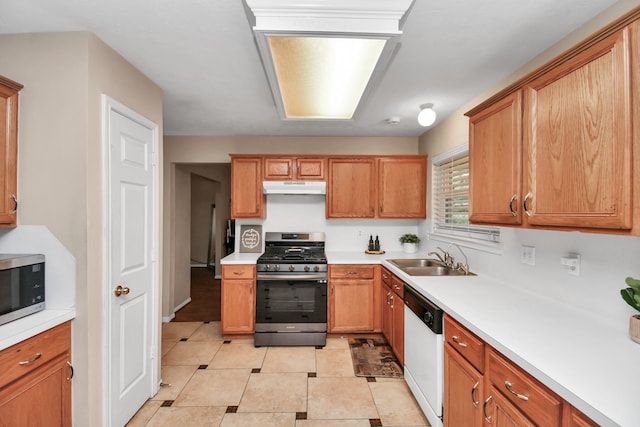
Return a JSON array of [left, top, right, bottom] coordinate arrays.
[[432, 148, 500, 243]]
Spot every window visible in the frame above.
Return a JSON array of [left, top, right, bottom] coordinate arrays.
[[431, 144, 500, 245]]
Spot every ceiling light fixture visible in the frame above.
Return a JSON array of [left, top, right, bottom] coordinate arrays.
[[243, 0, 415, 121], [418, 103, 436, 127]]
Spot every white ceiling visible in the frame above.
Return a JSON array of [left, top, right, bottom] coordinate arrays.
[[0, 0, 620, 137]]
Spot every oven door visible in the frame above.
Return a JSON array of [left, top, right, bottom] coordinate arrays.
[[255, 278, 327, 332]]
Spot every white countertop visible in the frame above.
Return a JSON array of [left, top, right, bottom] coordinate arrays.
[[0, 309, 76, 350], [221, 249, 638, 425]]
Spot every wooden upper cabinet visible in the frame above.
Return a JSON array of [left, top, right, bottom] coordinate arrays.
[[264, 157, 326, 181], [378, 157, 427, 218], [230, 156, 264, 218], [469, 91, 522, 225], [0, 76, 22, 228], [522, 27, 632, 230], [327, 158, 376, 218]]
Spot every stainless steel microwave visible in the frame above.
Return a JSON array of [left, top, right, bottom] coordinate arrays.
[[0, 254, 45, 327]]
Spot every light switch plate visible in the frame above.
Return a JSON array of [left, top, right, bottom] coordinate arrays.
[[521, 245, 535, 265]]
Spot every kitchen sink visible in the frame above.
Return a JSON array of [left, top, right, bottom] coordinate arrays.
[[388, 258, 444, 268], [388, 259, 476, 276]]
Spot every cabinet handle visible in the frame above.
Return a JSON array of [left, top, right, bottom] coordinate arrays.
[[483, 395, 493, 423], [233, 271, 245, 276], [331, 286, 334, 296], [10, 194, 17, 215], [19, 352, 43, 365], [250, 285, 253, 295], [347, 271, 358, 275], [451, 335, 468, 348], [504, 381, 529, 401], [523, 192, 533, 217], [509, 194, 517, 216], [66, 361, 74, 382], [471, 381, 480, 407], [390, 294, 394, 309]]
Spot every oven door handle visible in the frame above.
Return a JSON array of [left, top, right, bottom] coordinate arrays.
[[257, 273, 328, 281]]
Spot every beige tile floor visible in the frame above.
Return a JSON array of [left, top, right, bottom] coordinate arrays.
[[127, 321, 430, 427]]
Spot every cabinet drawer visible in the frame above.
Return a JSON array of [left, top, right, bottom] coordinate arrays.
[[222, 265, 255, 280], [330, 265, 375, 279], [390, 276, 404, 298], [381, 267, 392, 286], [487, 348, 562, 427], [444, 315, 485, 373], [0, 321, 71, 387]]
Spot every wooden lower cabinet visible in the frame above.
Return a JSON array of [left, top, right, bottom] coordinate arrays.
[[565, 407, 599, 427], [329, 265, 376, 333], [0, 321, 72, 426], [443, 343, 483, 427], [444, 314, 597, 427], [380, 267, 404, 365], [221, 264, 256, 334]]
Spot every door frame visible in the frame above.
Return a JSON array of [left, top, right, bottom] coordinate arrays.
[[101, 95, 160, 426]]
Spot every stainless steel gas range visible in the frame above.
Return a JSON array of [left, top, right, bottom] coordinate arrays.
[[254, 232, 327, 347]]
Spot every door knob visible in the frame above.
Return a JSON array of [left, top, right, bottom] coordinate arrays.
[[114, 285, 130, 297]]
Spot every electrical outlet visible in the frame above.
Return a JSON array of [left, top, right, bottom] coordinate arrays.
[[561, 253, 581, 276], [521, 245, 536, 265]]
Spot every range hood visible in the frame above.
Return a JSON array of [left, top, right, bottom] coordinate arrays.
[[263, 181, 327, 195]]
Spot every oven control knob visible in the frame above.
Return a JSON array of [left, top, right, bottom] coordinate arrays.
[[274, 265, 280, 272], [289, 265, 295, 272], [314, 266, 319, 272], [264, 265, 270, 272], [304, 266, 310, 272]]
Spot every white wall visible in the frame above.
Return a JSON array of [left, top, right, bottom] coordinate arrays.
[[238, 194, 421, 253], [0, 32, 163, 426], [418, 0, 640, 329]]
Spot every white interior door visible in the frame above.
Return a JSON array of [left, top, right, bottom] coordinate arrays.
[[103, 96, 159, 427]]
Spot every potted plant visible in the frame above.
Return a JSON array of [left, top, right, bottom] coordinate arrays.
[[399, 234, 420, 254], [621, 276, 640, 344]]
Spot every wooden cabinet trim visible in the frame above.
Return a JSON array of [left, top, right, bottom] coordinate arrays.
[[465, 6, 640, 117]]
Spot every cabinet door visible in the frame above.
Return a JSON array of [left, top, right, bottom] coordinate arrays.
[[296, 158, 325, 180], [469, 91, 522, 225], [566, 407, 599, 427], [381, 283, 393, 344], [378, 157, 427, 218], [329, 280, 374, 332], [231, 157, 264, 218], [444, 344, 483, 427], [221, 275, 255, 334], [0, 78, 20, 227], [264, 157, 294, 180], [522, 28, 632, 230], [390, 291, 404, 366], [327, 158, 376, 218], [486, 388, 536, 427], [0, 355, 72, 426]]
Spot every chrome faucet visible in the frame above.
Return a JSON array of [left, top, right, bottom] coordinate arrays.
[[428, 246, 454, 268], [452, 243, 470, 275]]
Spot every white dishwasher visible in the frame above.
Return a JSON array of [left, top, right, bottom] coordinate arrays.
[[404, 284, 444, 427]]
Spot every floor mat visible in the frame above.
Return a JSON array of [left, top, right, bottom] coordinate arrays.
[[348, 337, 403, 378]]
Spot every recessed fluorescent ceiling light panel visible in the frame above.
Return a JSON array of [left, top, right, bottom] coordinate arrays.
[[269, 36, 386, 119], [243, 0, 415, 120]]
